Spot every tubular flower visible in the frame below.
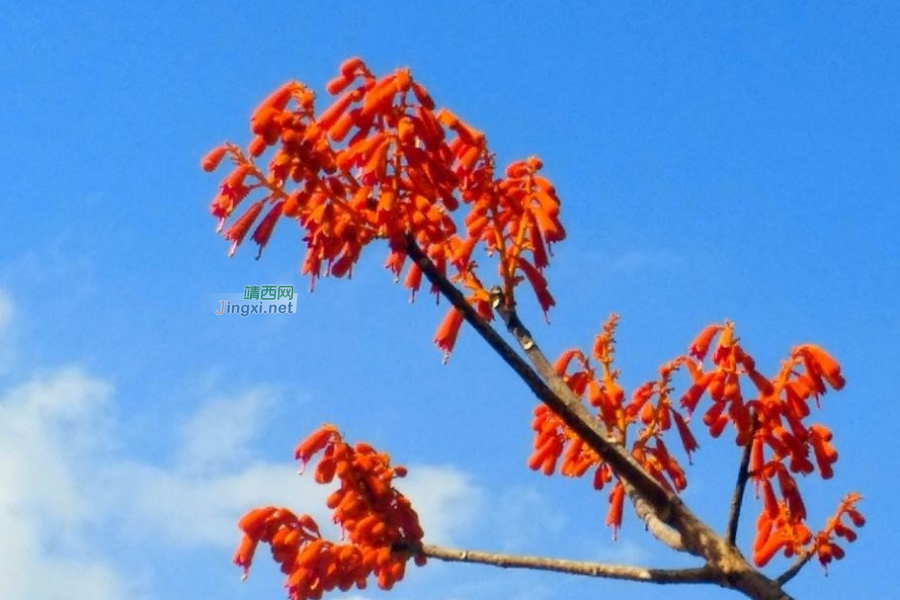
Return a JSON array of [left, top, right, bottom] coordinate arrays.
[[234, 426, 425, 599], [203, 57, 566, 360], [529, 315, 699, 535], [526, 317, 860, 566], [434, 308, 464, 357], [811, 493, 865, 569], [205, 58, 863, 576], [689, 324, 722, 360]]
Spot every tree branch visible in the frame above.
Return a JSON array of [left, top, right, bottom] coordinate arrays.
[[624, 479, 686, 551], [404, 235, 798, 600], [726, 438, 754, 545], [488, 284, 685, 551], [775, 552, 814, 586], [487, 287, 689, 546], [417, 543, 711, 584], [405, 235, 677, 532]]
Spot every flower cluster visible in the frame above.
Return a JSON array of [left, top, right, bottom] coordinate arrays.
[[203, 57, 565, 358], [753, 492, 864, 569], [528, 317, 863, 565], [233, 425, 424, 599], [529, 314, 697, 538]]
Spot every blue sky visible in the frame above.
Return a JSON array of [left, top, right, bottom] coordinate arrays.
[[1, 2, 897, 599]]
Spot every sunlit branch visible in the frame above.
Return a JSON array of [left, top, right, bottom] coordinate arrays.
[[416, 543, 711, 584], [404, 235, 677, 529], [405, 235, 798, 600], [624, 479, 686, 551]]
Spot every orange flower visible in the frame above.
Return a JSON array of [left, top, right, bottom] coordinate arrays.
[[516, 257, 555, 317], [317, 90, 360, 130], [672, 411, 699, 458], [606, 481, 625, 539], [326, 74, 354, 95], [251, 201, 285, 258], [434, 308, 464, 356], [411, 81, 434, 110], [224, 201, 265, 255], [689, 324, 722, 360], [795, 344, 846, 390], [808, 425, 838, 479], [201, 145, 228, 172], [236, 426, 425, 599], [202, 60, 864, 581]]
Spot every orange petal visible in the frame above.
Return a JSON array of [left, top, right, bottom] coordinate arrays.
[[434, 308, 464, 356], [689, 325, 722, 360], [201, 145, 228, 172], [225, 201, 265, 255]]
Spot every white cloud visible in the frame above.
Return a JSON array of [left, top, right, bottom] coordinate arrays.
[[0, 287, 486, 598], [106, 460, 334, 548], [176, 386, 276, 474], [490, 485, 566, 551], [587, 537, 653, 566], [395, 465, 483, 546], [0, 289, 15, 372], [112, 431, 484, 550], [0, 352, 487, 600], [127, 390, 485, 550], [0, 367, 135, 600]]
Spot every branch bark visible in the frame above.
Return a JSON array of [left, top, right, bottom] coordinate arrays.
[[776, 552, 815, 586], [624, 479, 686, 551], [726, 437, 754, 545], [418, 543, 711, 584]]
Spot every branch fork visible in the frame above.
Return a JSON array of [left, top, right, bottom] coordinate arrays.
[[404, 235, 800, 600]]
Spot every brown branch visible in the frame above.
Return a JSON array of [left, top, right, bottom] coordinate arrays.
[[726, 438, 754, 545], [775, 552, 815, 586], [418, 543, 712, 584], [405, 236, 677, 533], [491, 289, 685, 551], [624, 480, 686, 551]]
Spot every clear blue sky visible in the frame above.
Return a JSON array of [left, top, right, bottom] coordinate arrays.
[[1, 2, 897, 599]]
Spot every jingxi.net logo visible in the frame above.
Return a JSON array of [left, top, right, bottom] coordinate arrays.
[[215, 284, 296, 317]]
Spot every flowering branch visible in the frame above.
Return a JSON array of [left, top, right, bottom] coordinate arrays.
[[483, 283, 685, 552], [204, 58, 862, 600], [403, 236, 675, 528], [405, 235, 795, 600]]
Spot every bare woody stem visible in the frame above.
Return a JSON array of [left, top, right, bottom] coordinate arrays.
[[776, 552, 815, 586], [622, 479, 685, 551], [418, 544, 712, 584], [726, 436, 755, 545]]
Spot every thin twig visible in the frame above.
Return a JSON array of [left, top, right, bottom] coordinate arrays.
[[726, 438, 754, 545], [775, 552, 815, 586], [415, 543, 712, 584]]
